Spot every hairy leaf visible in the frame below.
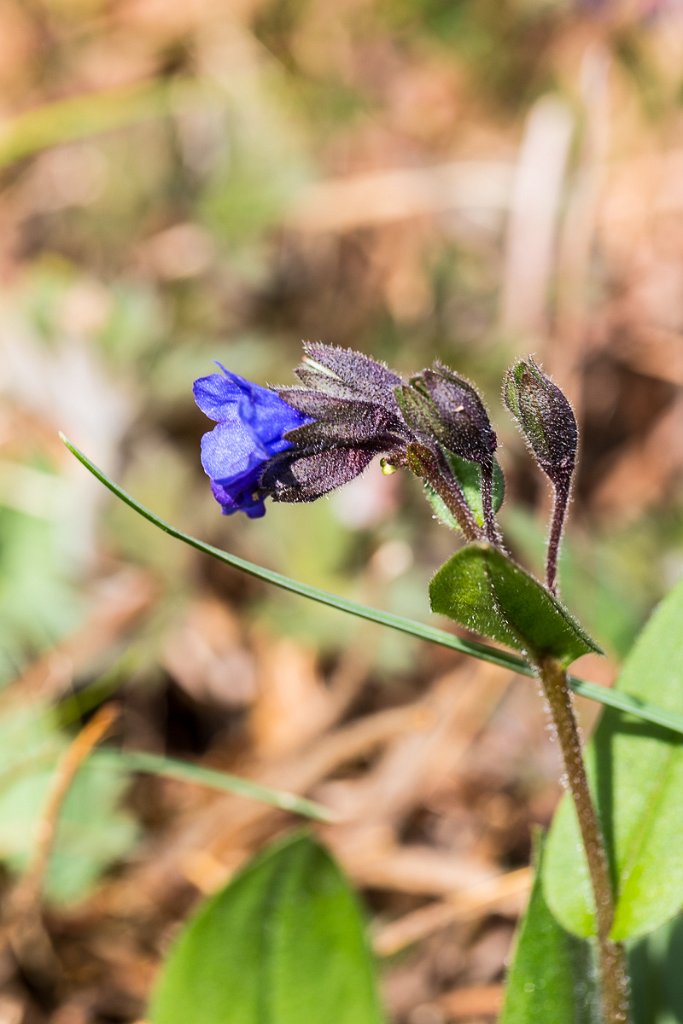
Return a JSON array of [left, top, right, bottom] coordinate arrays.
[[430, 543, 601, 667]]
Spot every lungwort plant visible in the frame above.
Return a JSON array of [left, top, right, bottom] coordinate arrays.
[[63, 343, 683, 1024]]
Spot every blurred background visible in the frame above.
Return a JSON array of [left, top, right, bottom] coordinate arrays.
[[1, 0, 682, 1021]]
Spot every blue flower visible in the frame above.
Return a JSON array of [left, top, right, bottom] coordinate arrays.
[[193, 365, 310, 518]]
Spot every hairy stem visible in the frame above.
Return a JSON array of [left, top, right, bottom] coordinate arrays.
[[546, 473, 571, 594], [539, 657, 630, 1024], [480, 462, 503, 546], [407, 444, 483, 541]]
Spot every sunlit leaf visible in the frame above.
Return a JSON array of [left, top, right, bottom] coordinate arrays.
[[544, 577, 683, 940], [430, 542, 601, 667], [150, 834, 384, 1024]]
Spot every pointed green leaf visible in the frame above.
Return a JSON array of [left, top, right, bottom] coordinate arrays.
[[501, 841, 599, 1024], [425, 454, 505, 532], [150, 834, 384, 1024], [430, 543, 601, 668], [544, 577, 683, 941]]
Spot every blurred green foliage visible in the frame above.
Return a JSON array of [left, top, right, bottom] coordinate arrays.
[[0, 707, 137, 903], [1, 0, 681, 915]]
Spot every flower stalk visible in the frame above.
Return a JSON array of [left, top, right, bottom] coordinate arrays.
[[503, 358, 578, 595], [538, 656, 631, 1024], [545, 470, 572, 594], [480, 461, 503, 547], [406, 443, 484, 542]]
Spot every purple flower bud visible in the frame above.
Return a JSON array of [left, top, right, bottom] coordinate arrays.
[[396, 363, 497, 468], [260, 446, 380, 503], [503, 358, 577, 485], [421, 365, 497, 467], [193, 365, 310, 518], [503, 357, 578, 593], [296, 342, 403, 406]]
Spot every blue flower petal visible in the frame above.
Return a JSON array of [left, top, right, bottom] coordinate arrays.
[[193, 373, 242, 421], [200, 420, 268, 483], [211, 479, 266, 518], [194, 363, 314, 518]]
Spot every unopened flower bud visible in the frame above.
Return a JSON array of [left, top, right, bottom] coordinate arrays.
[[503, 357, 577, 485], [399, 364, 497, 468], [423, 365, 497, 467]]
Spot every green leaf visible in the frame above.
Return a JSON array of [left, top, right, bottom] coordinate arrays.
[[501, 505, 647, 660], [61, 436, 683, 737], [544, 576, 683, 941], [97, 749, 334, 822], [629, 913, 683, 1024], [425, 453, 505, 532], [430, 542, 601, 668], [501, 840, 599, 1024], [149, 834, 384, 1024]]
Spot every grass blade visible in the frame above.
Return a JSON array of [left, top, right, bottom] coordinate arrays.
[[0, 82, 172, 170], [97, 749, 334, 822], [61, 435, 683, 738]]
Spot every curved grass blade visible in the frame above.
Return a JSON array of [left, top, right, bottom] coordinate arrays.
[[61, 435, 529, 674], [0, 81, 173, 171], [96, 749, 334, 822], [61, 435, 683, 738]]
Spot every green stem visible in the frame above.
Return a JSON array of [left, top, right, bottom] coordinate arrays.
[[406, 443, 483, 542], [539, 657, 630, 1024]]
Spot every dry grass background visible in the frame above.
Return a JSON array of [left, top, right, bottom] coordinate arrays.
[[0, 1, 682, 1021]]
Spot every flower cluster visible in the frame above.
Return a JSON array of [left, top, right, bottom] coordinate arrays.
[[194, 345, 414, 519], [193, 345, 577, 577]]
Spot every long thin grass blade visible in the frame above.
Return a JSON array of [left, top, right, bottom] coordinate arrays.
[[61, 435, 683, 738]]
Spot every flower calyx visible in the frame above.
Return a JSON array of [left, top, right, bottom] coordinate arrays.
[[260, 343, 412, 505]]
